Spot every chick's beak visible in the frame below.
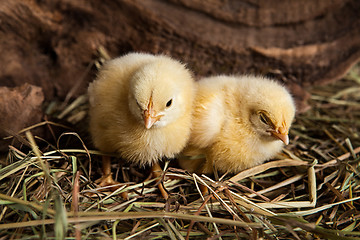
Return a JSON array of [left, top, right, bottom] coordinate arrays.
[[144, 101, 162, 129], [270, 126, 289, 145]]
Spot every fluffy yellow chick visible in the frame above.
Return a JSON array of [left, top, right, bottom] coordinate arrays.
[[88, 52, 195, 198], [180, 75, 295, 175]]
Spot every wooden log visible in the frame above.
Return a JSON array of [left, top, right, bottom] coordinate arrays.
[[0, 0, 359, 112]]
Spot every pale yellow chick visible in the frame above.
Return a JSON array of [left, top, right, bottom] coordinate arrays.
[[180, 75, 295, 175], [88, 52, 195, 197]]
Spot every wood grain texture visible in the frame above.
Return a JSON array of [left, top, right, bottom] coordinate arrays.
[[0, 0, 359, 112]]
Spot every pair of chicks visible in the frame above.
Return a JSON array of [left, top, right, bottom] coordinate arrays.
[[88, 52, 296, 197]]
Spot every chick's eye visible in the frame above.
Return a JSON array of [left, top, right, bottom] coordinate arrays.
[[259, 113, 269, 125], [166, 99, 172, 108]]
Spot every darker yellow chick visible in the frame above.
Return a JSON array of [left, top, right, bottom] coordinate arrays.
[[88, 52, 195, 198], [179, 75, 296, 175]]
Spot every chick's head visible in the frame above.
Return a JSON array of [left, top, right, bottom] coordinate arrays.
[[128, 58, 194, 129], [245, 77, 296, 145]]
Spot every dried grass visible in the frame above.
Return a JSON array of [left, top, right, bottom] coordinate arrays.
[[0, 61, 359, 239]]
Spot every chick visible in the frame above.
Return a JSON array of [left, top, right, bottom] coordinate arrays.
[[88, 52, 195, 198], [179, 75, 295, 175]]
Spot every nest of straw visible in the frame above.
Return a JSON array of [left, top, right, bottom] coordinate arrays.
[[0, 63, 359, 240]]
